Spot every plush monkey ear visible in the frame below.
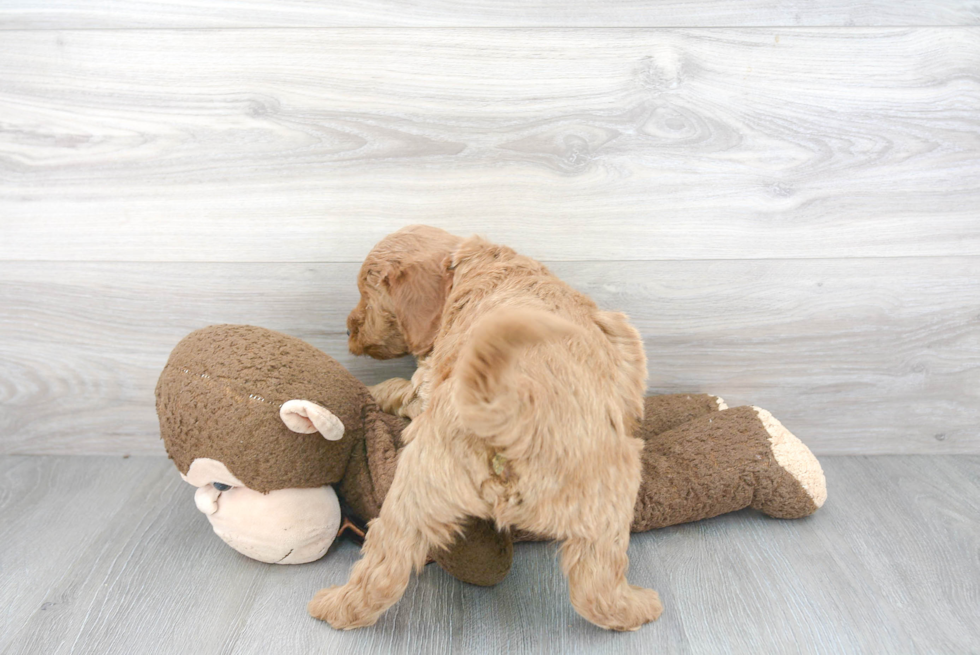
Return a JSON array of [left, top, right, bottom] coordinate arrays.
[[279, 400, 345, 441]]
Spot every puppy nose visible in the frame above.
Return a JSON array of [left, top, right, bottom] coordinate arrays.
[[346, 329, 351, 337]]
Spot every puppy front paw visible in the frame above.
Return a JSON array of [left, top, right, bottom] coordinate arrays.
[[369, 378, 413, 414], [308, 584, 381, 630]]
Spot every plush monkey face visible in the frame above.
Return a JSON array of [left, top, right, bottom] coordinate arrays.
[[156, 325, 376, 565], [178, 401, 345, 564]]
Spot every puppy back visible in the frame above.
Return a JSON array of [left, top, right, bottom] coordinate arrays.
[[454, 307, 583, 437]]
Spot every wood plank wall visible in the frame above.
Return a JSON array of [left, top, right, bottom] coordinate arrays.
[[1, 3, 978, 455]]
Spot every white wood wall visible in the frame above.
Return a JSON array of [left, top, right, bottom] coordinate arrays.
[[1, 2, 978, 455]]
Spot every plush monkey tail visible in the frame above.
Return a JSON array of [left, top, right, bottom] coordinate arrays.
[[454, 307, 583, 438]]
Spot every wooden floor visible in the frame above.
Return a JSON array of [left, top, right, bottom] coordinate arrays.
[[1, 454, 977, 654]]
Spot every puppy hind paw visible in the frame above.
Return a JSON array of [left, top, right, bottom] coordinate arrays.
[[308, 584, 381, 630], [579, 585, 663, 632], [621, 586, 663, 631]]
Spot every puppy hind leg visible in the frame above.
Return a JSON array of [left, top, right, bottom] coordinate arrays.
[[308, 437, 472, 629], [560, 530, 663, 632]]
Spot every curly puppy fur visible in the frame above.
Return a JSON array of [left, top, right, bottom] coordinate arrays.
[[313, 225, 661, 631]]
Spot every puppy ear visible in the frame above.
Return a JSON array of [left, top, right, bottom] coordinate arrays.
[[383, 256, 454, 357], [280, 400, 345, 441]]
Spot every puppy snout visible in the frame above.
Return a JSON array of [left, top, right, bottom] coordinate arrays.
[[347, 324, 365, 356]]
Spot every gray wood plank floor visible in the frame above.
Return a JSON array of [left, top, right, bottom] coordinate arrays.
[[1, 455, 977, 654]]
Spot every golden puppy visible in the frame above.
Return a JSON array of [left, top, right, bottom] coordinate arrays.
[[312, 225, 662, 631]]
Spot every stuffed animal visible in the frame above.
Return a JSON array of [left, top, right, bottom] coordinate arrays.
[[156, 325, 826, 585], [155, 324, 512, 586]]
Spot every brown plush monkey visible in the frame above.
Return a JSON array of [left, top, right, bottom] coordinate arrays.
[[157, 325, 826, 586]]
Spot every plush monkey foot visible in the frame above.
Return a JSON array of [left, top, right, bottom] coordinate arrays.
[[749, 407, 827, 517], [632, 404, 827, 531]]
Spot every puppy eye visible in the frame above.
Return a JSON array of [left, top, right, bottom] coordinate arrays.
[[347, 329, 351, 337], [213, 482, 232, 492]]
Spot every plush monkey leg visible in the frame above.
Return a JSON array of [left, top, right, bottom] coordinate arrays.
[[640, 393, 728, 435], [507, 393, 733, 544], [632, 405, 826, 531]]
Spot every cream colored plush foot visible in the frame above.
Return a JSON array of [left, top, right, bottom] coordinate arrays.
[[753, 407, 827, 509]]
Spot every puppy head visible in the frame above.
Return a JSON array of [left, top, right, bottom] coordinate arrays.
[[348, 225, 462, 359]]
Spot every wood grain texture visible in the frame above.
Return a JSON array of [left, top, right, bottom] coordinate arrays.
[[1, 258, 977, 456], [1, 455, 978, 654], [1, 1, 978, 28], [1, 28, 978, 262], [0, 456, 173, 647]]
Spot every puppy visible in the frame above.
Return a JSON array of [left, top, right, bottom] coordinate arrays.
[[312, 225, 662, 631]]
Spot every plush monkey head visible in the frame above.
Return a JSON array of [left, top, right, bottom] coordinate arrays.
[[156, 324, 515, 585], [156, 324, 372, 564]]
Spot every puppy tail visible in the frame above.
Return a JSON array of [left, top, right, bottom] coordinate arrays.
[[455, 308, 584, 438]]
